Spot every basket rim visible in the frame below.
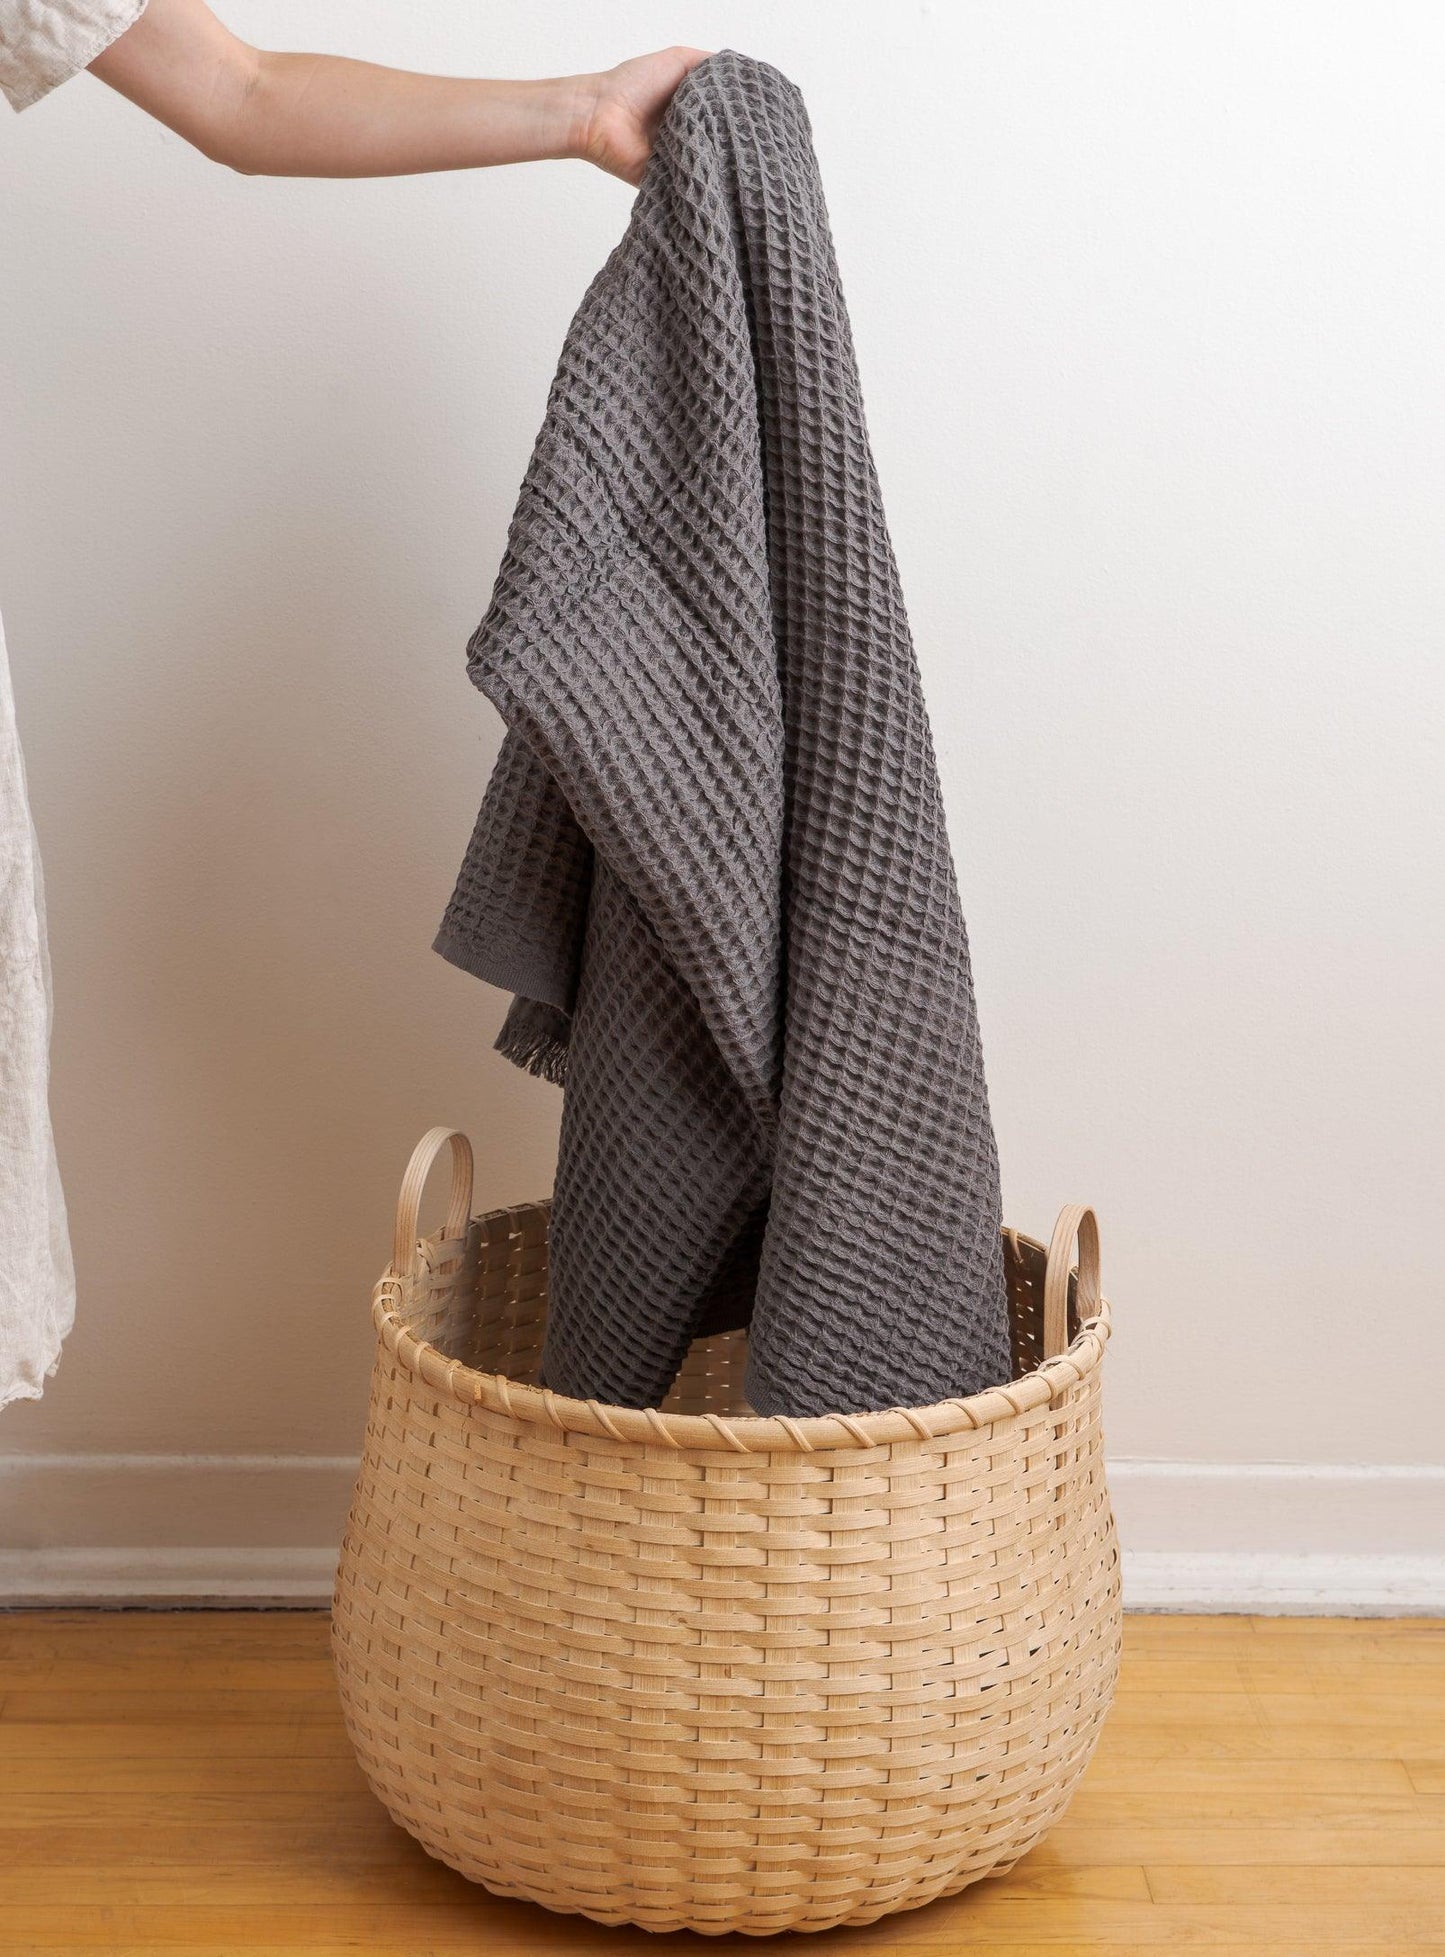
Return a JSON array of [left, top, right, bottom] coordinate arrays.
[[369, 1211, 1112, 1455]]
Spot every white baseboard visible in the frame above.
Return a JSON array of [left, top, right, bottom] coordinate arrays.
[[0, 1452, 358, 1555], [2, 1453, 1441, 1612], [1121, 1550, 1445, 1615], [0, 1546, 338, 1608]]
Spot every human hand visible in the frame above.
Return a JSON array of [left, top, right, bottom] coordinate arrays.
[[575, 48, 711, 186]]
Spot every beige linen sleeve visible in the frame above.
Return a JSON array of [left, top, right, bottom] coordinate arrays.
[[1, 0, 148, 111]]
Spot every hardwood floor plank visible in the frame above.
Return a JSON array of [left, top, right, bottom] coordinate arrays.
[[0, 1720, 356, 1761], [0, 1792, 385, 1827], [1065, 1786, 1428, 1823], [0, 1822, 417, 1867], [1039, 1826, 1445, 1867], [1255, 1692, 1445, 1728], [0, 1652, 337, 1691], [1246, 1616, 1445, 1637], [1078, 1756, 1416, 1794], [1092, 1721, 1445, 1761], [1104, 1690, 1265, 1722], [0, 1755, 373, 1796], [0, 1612, 330, 1662], [1118, 1658, 1444, 1696], [1104, 1688, 1445, 1732], [1, 1688, 349, 1724], [1145, 1865, 1445, 1904], [1117, 1617, 1263, 1645]]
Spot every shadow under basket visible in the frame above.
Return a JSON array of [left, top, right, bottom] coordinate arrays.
[[332, 1128, 1121, 1938]]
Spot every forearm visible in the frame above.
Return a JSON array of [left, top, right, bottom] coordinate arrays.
[[215, 55, 590, 178], [90, 0, 594, 177]]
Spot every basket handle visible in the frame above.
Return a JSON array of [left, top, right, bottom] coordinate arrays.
[[392, 1127, 474, 1272], [1042, 1204, 1102, 1359]]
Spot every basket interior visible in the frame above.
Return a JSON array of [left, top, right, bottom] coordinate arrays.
[[400, 1202, 1080, 1416]]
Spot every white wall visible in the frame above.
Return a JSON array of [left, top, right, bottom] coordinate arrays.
[[2, 1, 1441, 1605]]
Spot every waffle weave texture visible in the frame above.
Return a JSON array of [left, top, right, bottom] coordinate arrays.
[[434, 50, 1010, 1416]]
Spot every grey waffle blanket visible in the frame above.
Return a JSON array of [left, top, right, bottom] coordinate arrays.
[[434, 50, 1011, 1416]]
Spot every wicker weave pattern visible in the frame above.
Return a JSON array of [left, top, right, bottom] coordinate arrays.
[[333, 1158, 1120, 1936]]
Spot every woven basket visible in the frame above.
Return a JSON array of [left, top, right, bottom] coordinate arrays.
[[332, 1128, 1121, 1937]]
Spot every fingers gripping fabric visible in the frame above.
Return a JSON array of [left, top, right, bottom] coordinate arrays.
[[434, 51, 1011, 1415]]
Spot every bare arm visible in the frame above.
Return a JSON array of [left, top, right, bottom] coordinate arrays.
[[89, 0, 706, 184]]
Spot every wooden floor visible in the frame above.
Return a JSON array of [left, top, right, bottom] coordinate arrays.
[[0, 1611, 1441, 1953]]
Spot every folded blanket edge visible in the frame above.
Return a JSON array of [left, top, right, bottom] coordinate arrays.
[[432, 925, 567, 1007], [432, 928, 573, 1087]]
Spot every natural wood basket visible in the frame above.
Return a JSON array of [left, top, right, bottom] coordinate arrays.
[[332, 1128, 1121, 1937]]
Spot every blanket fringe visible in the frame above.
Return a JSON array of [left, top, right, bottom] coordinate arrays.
[[494, 997, 571, 1088]]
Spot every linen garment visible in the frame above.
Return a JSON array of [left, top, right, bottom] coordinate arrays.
[[0, 618, 74, 1406], [436, 51, 1011, 1417], [0, 0, 147, 111], [0, 0, 130, 1401]]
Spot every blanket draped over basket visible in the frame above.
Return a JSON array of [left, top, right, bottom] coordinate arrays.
[[433, 49, 1011, 1417]]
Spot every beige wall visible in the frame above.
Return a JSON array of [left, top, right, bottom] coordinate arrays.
[[1, 1, 1440, 1602]]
